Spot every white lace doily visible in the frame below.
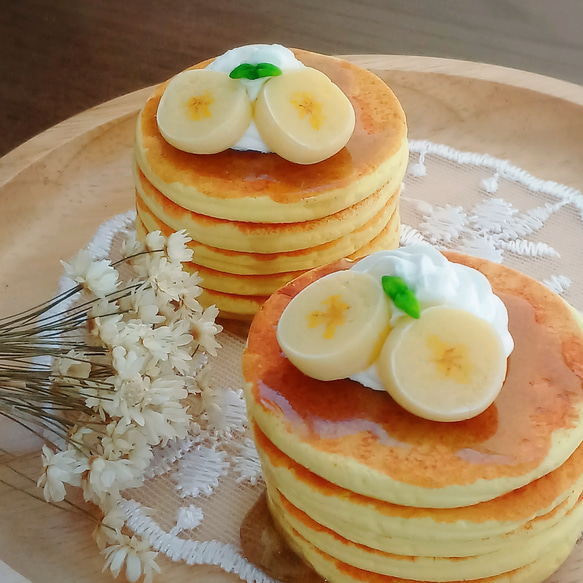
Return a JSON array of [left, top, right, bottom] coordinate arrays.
[[75, 139, 583, 583]]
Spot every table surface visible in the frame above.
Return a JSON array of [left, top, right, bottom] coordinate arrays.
[[3, 0, 583, 159], [1, 55, 583, 583]]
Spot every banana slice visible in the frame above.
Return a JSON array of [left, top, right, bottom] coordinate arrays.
[[255, 67, 356, 164], [276, 271, 391, 381], [377, 306, 507, 422], [157, 69, 252, 154]]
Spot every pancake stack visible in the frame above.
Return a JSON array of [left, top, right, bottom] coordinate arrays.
[[242, 253, 583, 583], [134, 49, 408, 319]]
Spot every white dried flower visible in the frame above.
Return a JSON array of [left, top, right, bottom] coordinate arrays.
[[158, 276, 204, 322], [121, 231, 145, 259], [54, 349, 91, 380], [159, 399, 191, 431], [99, 424, 153, 474], [148, 376, 188, 405], [148, 258, 188, 303], [90, 313, 123, 345], [114, 321, 150, 354], [86, 456, 141, 502], [166, 230, 193, 263], [102, 533, 160, 583], [189, 305, 222, 356], [144, 229, 193, 264], [167, 320, 195, 373], [141, 325, 181, 363], [82, 382, 110, 418], [118, 286, 164, 325], [101, 377, 148, 427], [112, 347, 147, 381], [16, 226, 225, 579], [194, 365, 213, 393], [181, 272, 204, 308], [37, 445, 88, 502], [93, 496, 127, 550], [126, 254, 150, 278], [69, 426, 98, 449], [62, 250, 119, 297], [144, 231, 166, 253], [186, 351, 209, 379], [140, 407, 188, 446]]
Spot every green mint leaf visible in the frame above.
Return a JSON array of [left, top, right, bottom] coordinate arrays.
[[394, 290, 420, 319], [381, 276, 408, 297], [255, 63, 282, 78], [381, 275, 420, 319], [229, 63, 257, 79], [229, 62, 283, 81]]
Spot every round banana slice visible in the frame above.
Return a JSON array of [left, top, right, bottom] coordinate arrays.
[[276, 271, 391, 381], [377, 306, 507, 422], [254, 67, 356, 164], [157, 69, 252, 154]]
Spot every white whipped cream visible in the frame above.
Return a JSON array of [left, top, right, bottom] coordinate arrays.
[[349, 244, 514, 391], [206, 44, 305, 152]]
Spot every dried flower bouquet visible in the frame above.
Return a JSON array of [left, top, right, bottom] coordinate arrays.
[[0, 229, 222, 582]]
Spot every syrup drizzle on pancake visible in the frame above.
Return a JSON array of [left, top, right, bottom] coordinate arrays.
[[138, 50, 407, 203], [246, 261, 583, 490]]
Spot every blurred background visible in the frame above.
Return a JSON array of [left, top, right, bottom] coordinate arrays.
[[1, 0, 582, 157]]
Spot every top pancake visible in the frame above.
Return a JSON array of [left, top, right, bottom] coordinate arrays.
[[135, 49, 408, 223], [242, 253, 583, 508]]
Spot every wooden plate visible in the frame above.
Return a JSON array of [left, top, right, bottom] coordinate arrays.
[[1, 55, 583, 583]]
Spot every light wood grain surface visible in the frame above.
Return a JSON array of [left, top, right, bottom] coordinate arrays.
[[1, 56, 583, 583], [2, 0, 583, 158]]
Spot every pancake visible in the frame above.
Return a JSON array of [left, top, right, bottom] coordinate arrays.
[[191, 215, 401, 318], [242, 249, 583, 581], [135, 163, 404, 253], [137, 200, 399, 297], [134, 49, 408, 223], [134, 47, 407, 318], [273, 503, 581, 583], [253, 422, 583, 549], [136, 191, 400, 275], [243, 253, 583, 508], [268, 480, 583, 559], [267, 488, 583, 581]]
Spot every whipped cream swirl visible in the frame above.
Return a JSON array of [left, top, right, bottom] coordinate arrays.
[[349, 244, 514, 391]]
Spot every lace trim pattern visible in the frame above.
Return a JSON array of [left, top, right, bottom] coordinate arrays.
[[120, 499, 274, 582], [70, 140, 583, 580]]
